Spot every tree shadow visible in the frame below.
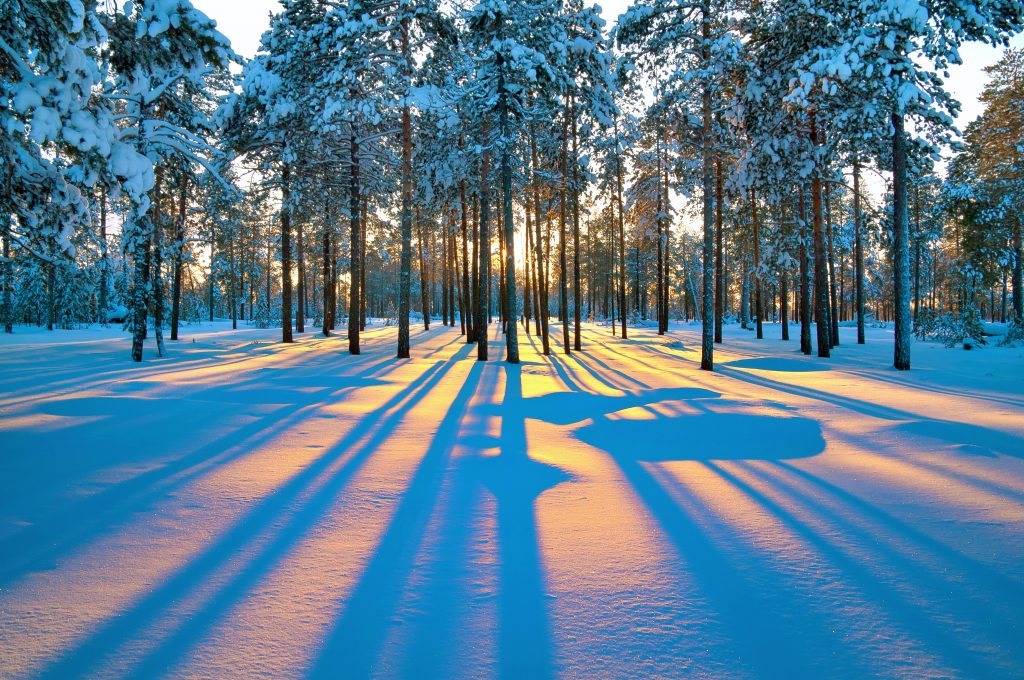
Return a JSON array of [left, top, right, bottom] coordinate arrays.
[[577, 411, 825, 461], [304, 355, 485, 679], [461, 363, 569, 680], [722, 357, 831, 373], [891, 420, 1023, 459], [35, 343, 474, 679], [0, 350, 397, 588]]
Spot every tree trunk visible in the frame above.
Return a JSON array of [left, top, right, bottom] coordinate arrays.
[[397, 17, 413, 359], [170, 174, 186, 340], [531, 125, 551, 354], [700, 9, 715, 371], [280, 161, 294, 344], [477, 117, 491, 361], [347, 133, 361, 351], [500, 71, 520, 363], [826, 182, 839, 346], [614, 119, 628, 339], [853, 158, 866, 344], [714, 157, 724, 343], [524, 196, 533, 334], [798, 189, 812, 355], [97, 186, 108, 326], [417, 207, 430, 331], [810, 116, 830, 357], [892, 112, 911, 369], [152, 168, 166, 357], [751, 189, 763, 339], [2, 200, 11, 333], [460, 177, 474, 342], [558, 102, 570, 355], [229, 226, 237, 330], [1012, 220, 1022, 322], [570, 99, 581, 352]]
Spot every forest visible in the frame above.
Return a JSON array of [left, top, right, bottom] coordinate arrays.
[[2, 1, 1024, 679], [3, 0, 1022, 370]]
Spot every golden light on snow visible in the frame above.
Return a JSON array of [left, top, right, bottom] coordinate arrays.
[[1, 322, 1022, 678]]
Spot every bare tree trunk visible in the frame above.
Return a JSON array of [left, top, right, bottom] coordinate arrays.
[[853, 158, 866, 344], [892, 111, 911, 369], [714, 157, 724, 344], [614, 119, 628, 339], [558, 101, 570, 355], [826, 182, 839, 346], [460, 177, 473, 342], [170, 174, 186, 340], [477, 117, 491, 361], [530, 125, 551, 354], [280, 161, 294, 344], [500, 69, 520, 363], [397, 17, 413, 359], [810, 115, 830, 357], [229, 226, 237, 330], [524, 197, 533, 335], [700, 8, 715, 370], [751, 189, 763, 339], [152, 168, 166, 357], [798, 189, 812, 355], [1012, 220, 1022, 322], [97, 185, 108, 326], [417, 207, 430, 331], [570, 98, 581, 352], [347, 133, 361, 350]]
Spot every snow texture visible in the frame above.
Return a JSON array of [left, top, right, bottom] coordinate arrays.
[[0, 322, 1022, 678]]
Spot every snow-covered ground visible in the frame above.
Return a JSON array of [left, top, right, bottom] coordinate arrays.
[[1, 320, 1022, 679]]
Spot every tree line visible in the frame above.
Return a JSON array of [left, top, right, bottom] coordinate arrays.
[[2, 0, 1022, 370]]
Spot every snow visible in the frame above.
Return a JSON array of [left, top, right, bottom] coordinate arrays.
[[0, 321, 1022, 678]]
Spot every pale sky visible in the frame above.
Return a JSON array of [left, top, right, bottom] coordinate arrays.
[[192, 0, 1021, 131]]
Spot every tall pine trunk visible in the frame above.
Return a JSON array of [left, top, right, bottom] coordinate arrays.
[[280, 161, 294, 344], [558, 102, 570, 355], [810, 116, 830, 357], [1012, 220, 1022, 322], [826, 182, 839, 346], [152, 168, 166, 357], [460, 177, 474, 342], [614, 119, 628, 339], [417, 208, 430, 331], [397, 18, 413, 359], [853, 158, 866, 344], [570, 99, 581, 352], [347, 132, 361, 351], [477, 118, 491, 361], [700, 7, 715, 370], [499, 69, 520, 363], [714, 157, 724, 343], [170, 175, 186, 340], [97, 185, 109, 325], [892, 112, 911, 370], [751, 189, 763, 339], [531, 126, 551, 354]]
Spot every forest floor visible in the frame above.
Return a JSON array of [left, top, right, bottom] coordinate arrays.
[[1, 319, 1023, 679]]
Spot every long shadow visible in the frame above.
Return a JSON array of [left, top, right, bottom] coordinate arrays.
[[37, 343, 472, 679], [305, 355, 484, 679], [593, 414, 828, 676], [702, 460, 1011, 677], [463, 363, 569, 680], [838, 364, 1024, 411], [515, 367, 835, 674], [714, 364, 1024, 458], [568, 348, 653, 391], [0, 349, 399, 587], [764, 460, 1024, 604]]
